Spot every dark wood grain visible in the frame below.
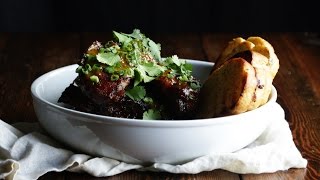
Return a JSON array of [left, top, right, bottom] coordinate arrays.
[[268, 34, 320, 180], [242, 168, 307, 180], [38, 169, 240, 180], [1, 32, 319, 180]]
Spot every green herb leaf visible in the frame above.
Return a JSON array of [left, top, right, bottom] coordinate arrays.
[[96, 52, 120, 66], [104, 66, 115, 74], [125, 85, 146, 101], [135, 65, 155, 84], [190, 81, 201, 90], [143, 109, 161, 120], [142, 38, 148, 48], [171, 55, 181, 66], [113, 31, 132, 44], [124, 29, 144, 39], [140, 62, 166, 77], [148, 39, 161, 61], [179, 63, 192, 79], [184, 63, 193, 71], [133, 69, 143, 86]]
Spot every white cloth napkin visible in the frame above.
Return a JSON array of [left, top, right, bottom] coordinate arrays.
[[0, 103, 307, 180]]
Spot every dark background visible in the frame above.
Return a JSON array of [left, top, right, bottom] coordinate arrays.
[[0, 0, 318, 32]]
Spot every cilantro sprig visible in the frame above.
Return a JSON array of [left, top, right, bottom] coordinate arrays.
[[113, 29, 161, 61], [134, 61, 167, 86], [143, 109, 161, 120], [162, 55, 193, 81], [125, 85, 146, 101]]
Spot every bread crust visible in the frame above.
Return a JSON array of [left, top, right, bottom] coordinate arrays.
[[231, 50, 272, 110], [213, 37, 254, 72]]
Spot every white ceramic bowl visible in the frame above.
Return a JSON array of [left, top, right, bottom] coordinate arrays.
[[31, 60, 277, 165]]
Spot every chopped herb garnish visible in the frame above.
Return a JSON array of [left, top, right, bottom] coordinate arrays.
[[92, 64, 102, 71], [190, 81, 201, 90], [99, 47, 107, 53], [167, 73, 174, 79], [161, 55, 193, 81], [85, 64, 92, 71], [178, 75, 189, 81], [104, 66, 114, 74], [125, 85, 146, 101], [111, 74, 119, 81], [143, 109, 161, 120], [82, 69, 89, 75], [118, 70, 125, 76], [90, 75, 99, 84], [143, 97, 153, 104], [76, 66, 83, 73]]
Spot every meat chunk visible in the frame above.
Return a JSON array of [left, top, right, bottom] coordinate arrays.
[[75, 71, 131, 104], [58, 83, 148, 119], [147, 75, 200, 119], [59, 71, 149, 119]]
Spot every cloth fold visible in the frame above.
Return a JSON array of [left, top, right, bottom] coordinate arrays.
[[0, 103, 307, 180]]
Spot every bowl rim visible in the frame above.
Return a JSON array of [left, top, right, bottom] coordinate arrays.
[[31, 59, 277, 127]]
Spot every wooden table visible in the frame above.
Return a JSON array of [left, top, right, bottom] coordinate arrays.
[[0, 32, 319, 179]]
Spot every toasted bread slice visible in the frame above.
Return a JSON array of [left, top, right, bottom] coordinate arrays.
[[198, 36, 279, 118], [212, 36, 279, 111], [197, 58, 257, 118], [231, 50, 273, 110]]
